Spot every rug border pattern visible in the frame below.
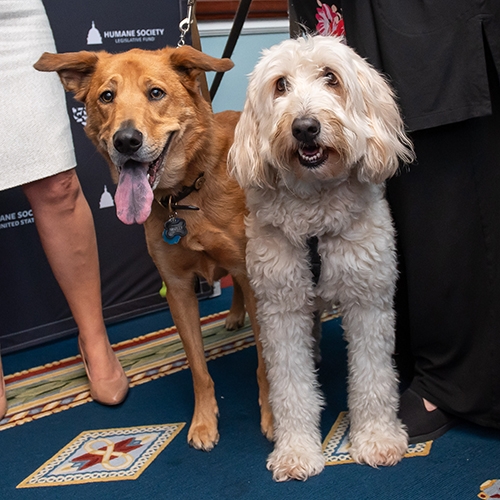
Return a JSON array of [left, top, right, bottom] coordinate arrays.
[[0, 310, 340, 432]]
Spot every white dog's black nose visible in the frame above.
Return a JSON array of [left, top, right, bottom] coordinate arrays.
[[113, 127, 143, 155], [292, 117, 321, 144]]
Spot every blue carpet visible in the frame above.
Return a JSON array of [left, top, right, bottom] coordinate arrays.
[[1, 288, 499, 499]]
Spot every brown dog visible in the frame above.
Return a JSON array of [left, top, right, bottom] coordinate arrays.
[[35, 45, 272, 451]]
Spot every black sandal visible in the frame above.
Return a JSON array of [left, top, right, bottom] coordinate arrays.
[[398, 388, 457, 444]]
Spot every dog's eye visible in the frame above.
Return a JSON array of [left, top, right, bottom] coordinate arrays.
[[275, 77, 288, 94], [99, 90, 114, 103], [325, 71, 339, 86], [149, 88, 166, 100]]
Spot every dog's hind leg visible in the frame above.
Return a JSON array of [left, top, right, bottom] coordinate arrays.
[[165, 278, 220, 451], [224, 276, 246, 330], [233, 273, 273, 441]]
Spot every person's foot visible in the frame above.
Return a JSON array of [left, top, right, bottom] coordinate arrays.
[[398, 388, 457, 444], [78, 337, 129, 405]]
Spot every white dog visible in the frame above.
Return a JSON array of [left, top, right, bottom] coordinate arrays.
[[229, 36, 414, 482]]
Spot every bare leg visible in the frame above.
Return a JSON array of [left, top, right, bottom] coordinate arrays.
[[22, 170, 126, 391], [0, 355, 6, 418]]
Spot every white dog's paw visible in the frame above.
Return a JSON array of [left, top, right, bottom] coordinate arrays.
[[266, 445, 325, 482], [349, 422, 408, 467]]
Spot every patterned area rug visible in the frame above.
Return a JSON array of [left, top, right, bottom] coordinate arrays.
[[0, 309, 271, 431], [2, 309, 342, 432], [5, 308, 440, 489]]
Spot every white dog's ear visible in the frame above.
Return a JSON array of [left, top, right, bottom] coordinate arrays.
[[355, 64, 414, 184], [229, 93, 274, 189]]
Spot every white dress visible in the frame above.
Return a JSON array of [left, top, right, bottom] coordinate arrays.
[[0, 0, 76, 191]]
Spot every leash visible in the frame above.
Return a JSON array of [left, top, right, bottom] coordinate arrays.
[[177, 0, 252, 101], [209, 0, 254, 101], [167, 0, 250, 244], [307, 236, 322, 287]]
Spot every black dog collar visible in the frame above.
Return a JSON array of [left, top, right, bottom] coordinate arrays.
[[157, 172, 205, 212]]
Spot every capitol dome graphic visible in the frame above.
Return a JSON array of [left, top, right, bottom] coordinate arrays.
[[87, 21, 102, 45], [99, 186, 114, 209]]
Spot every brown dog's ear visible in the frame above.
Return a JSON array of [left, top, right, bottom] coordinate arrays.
[[34, 51, 100, 101], [169, 45, 234, 74]]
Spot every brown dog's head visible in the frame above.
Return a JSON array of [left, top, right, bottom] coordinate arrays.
[[34, 46, 233, 224]]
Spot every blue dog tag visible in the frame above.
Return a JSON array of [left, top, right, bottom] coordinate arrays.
[[162, 216, 187, 244]]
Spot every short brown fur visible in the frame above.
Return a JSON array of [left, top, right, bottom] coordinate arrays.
[[35, 45, 272, 450]]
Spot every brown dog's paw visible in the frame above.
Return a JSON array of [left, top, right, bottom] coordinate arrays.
[[224, 311, 245, 331], [261, 412, 274, 442], [188, 422, 220, 452], [259, 401, 274, 441]]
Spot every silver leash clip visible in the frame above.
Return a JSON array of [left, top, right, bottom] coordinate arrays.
[[178, 0, 196, 47]]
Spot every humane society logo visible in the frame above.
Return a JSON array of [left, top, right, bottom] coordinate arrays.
[[0, 209, 34, 230], [86, 20, 166, 45], [87, 21, 102, 44]]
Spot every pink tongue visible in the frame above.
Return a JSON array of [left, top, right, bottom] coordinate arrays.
[[115, 160, 154, 225]]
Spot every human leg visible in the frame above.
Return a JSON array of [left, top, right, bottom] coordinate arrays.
[[389, 108, 500, 437], [0, 355, 6, 419], [22, 169, 128, 404]]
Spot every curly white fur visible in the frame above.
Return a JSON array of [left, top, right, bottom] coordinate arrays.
[[229, 36, 414, 482]]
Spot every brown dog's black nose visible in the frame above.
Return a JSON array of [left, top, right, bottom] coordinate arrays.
[[113, 127, 143, 155], [292, 117, 321, 144]]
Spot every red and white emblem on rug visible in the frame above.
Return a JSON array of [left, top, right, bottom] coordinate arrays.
[[17, 423, 185, 488], [478, 479, 500, 499]]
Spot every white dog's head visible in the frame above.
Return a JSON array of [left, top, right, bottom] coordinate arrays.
[[229, 36, 414, 190]]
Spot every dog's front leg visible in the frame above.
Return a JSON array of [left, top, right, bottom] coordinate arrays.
[[260, 305, 325, 481], [247, 232, 325, 481], [166, 278, 219, 451], [342, 303, 408, 466]]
